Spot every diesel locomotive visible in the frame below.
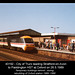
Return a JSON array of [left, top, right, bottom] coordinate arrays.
[[0, 36, 35, 51]]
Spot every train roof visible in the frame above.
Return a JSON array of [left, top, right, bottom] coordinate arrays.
[[20, 36, 32, 38]]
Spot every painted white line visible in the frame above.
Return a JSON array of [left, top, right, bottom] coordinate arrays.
[[37, 48, 75, 55]]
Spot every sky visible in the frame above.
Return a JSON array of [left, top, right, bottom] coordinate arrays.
[[0, 3, 75, 34]]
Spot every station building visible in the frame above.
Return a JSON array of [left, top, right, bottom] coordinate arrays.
[[32, 32, 75, 46], [0, 29, 75, 46]]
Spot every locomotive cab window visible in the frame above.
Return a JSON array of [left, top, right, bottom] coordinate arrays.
[[24, 38, 34, 43]]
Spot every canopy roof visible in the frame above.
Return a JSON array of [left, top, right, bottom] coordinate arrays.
[[0, 29, 41, 37], [41, 33, 75, 37]]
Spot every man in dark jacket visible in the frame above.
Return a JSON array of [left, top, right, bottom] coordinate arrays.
[[72, 41, 74, 52], [56, 42, 59, 51]]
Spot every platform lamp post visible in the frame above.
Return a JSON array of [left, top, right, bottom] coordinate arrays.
[[51, 27, 59, 49], [51, 27, 59, 39]]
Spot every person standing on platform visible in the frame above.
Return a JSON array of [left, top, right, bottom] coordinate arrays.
[[72, 41, 75, 52], [50, 41, 52, 49], [56, 42, 59, 51], [46, 41, 48, 48], [38, 41, 41, 48], [66, 45, 69, 50]]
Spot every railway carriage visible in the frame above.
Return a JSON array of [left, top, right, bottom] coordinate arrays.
[[0, 38, 8, 47], [0, 36, 35, 51]]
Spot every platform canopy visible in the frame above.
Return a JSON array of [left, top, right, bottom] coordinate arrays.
[[0, 29, 41, 37], [41, 33, 75, 37]]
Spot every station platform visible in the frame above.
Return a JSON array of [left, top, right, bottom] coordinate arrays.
[[36, 47, 75, 61]]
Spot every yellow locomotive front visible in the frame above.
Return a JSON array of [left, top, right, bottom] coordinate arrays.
[[20, 36, 35, 51]]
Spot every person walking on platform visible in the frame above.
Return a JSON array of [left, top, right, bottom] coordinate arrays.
[[56, 42, 59, 51], [72, 41, 75, 52], [50, 41, 52, 49]]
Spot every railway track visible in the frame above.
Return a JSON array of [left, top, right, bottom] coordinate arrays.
[[0, 48, 69, 61]]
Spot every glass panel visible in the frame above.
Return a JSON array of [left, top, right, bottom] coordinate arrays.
[[24, 38, 33, 43], [11, 38, 24, 43]]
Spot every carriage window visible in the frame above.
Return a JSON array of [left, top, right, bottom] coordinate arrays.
[[4, 39, 7, 42], [11, 38, 24, 43], [11, 39, 17, 43], [18, 38, 24, 43], [24, 38, 33, 43], [0, 39, 3, 42]]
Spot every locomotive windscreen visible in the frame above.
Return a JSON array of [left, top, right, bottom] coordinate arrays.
[[25, 38, 33, 43]]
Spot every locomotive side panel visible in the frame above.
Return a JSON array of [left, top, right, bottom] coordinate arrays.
[[0, 38, 8, 48], [10, 38, 25, 50], [0, 36, 35, 51], [0, 38, 4, 47]]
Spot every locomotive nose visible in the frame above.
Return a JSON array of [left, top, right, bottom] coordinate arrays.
[[24, 44, 35, 51]]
